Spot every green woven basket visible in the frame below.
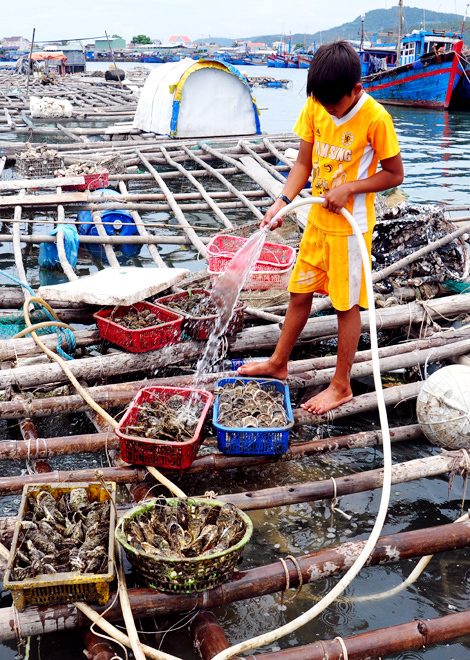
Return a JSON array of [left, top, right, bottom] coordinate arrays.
[[115, 497, 252, 593]]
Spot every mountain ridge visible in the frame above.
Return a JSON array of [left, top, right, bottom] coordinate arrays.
[[197, 5, 467, 47]]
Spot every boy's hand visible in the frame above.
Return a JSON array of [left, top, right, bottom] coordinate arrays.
[[321, 182, 353, 214], [261, 198, 287, 230]]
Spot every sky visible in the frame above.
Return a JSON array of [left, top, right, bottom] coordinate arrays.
[[2, 0, 469, 44]]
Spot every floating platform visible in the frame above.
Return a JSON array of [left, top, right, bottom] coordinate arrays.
[[0, 64, 469, 660]]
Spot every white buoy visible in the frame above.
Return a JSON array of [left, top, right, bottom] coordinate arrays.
[[416, 364, 470, 449]]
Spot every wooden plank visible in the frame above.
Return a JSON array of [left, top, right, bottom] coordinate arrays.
[[240, 155, 309, 228], [0, 191, 88, 206], [0, 176, 85, 191]]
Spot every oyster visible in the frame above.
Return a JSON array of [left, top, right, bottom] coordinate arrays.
[[11, 487, 111, 582], [216, 381, 288, 429], [123, 499, 246, 562]]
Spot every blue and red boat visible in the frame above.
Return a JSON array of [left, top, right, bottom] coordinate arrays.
[[362, 30, 465, 110]]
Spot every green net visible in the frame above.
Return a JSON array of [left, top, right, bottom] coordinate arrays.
[[0, 310, 56, 339], [442, 280, 470, 295]]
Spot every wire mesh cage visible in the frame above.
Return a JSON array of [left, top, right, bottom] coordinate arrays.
[[15, 155, 64, 179]]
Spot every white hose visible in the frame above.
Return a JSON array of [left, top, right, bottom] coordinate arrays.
[[211, 198, 393, 660]]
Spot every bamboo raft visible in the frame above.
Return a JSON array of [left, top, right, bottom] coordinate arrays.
[[0, 68, 470, 660]]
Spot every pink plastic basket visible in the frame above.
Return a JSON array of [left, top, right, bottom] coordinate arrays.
[[208, 264, 293, 291], [206, 235, 296, 274]]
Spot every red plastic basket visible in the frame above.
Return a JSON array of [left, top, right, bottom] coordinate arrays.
[[116, 386, 213, 469], [206, 235, 296, 273], [61, 170, 109, 191], [156, 288, 245, 340], [93, 302, 183, 353]]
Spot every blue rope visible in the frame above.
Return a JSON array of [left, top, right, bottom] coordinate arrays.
[[0, 269, 76, 359]]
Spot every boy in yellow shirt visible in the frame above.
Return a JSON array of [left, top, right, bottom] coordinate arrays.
[[239, 41, 404, 415]]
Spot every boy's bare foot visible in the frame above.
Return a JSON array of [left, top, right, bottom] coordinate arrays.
[[300, 382, 353, 415], [238, 358, 288, 380]]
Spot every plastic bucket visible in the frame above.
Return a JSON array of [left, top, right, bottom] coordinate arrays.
[[77, 188, 139, 260]]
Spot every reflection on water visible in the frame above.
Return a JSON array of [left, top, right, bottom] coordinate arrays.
[[388, 106, 470, 206]]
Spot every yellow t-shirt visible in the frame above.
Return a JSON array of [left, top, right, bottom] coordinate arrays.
[[294, 92, 400, 235]]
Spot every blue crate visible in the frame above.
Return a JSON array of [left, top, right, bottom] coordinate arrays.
[[213, 377, 294, 456]]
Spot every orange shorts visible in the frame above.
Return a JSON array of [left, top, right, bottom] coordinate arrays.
[[288, 223, 374, 311]]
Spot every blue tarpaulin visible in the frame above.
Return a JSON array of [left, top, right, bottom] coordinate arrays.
[[38, 224, 79, 270]]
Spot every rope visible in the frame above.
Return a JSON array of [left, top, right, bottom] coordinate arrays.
[[12, 603, 25, 647], [279, 555, 304, 606], [334, 636, 349, 660], [330, 477, 352, 521], [447, 448, 470, 511], [21, 296, 76, 360], [0, 270, 76, 358]]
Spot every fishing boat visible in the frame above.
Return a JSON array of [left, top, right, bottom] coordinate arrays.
[[362, 32, 464, 109], [359, 46, 397, 77], [288, 56, 299, 68], [298, 53, 313, 68], [362, 0, 465, 109], [266, 54, 276, 67], [274, 54, 288, 68]]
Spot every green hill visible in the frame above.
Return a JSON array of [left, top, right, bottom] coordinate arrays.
[[199, 5, 467, 47]]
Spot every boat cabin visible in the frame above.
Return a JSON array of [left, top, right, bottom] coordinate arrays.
[[359, 48, 397, 76], [399, 29, 461, 66]]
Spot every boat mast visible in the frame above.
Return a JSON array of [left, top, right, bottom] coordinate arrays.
[[461, 3, 469, 37], [396, 0, 403, 64]]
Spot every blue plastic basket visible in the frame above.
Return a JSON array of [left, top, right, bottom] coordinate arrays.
[[213, 378, 294, 456]]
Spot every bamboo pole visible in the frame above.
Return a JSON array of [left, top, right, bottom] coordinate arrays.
[[228, 293, 470, 352], [181, 145, 265, 221], [0, 445, 458, 505], [25, 28, 35, 97], [0, 232, 209, 245], [117, 180, 167, 268], [56, 183, 79, 281], [90, 210, 121, 267], [193, 610, 470, 660], [190, 612, 232, 660], [160, 145, 234, 230], [56, 228, 78, 281], [0, 421, 420, 463], [74, 602, 180, 660], [0, 339, 203, 389], [114, 544, 147, 660], [11, 195, 29, 300], [0, 465, 146, 494], [0, 198, 271, 212], [201, 142, 273, 210], [2, 518, 470, 642], [240, 139, 287, 187], [137, 149, 208, 258], [0, 328, 100, 362]]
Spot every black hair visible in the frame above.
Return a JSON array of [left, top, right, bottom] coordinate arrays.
[[307, 40, 362, 105]]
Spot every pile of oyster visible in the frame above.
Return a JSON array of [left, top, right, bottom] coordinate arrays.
[[123, 499, 246, 559], [216, 380, 288, 428], [11, 487, 110, 581], [373, 202, 469, 286]]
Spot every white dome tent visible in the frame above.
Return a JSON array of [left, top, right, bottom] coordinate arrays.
[[133, 58, 261, 138]]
